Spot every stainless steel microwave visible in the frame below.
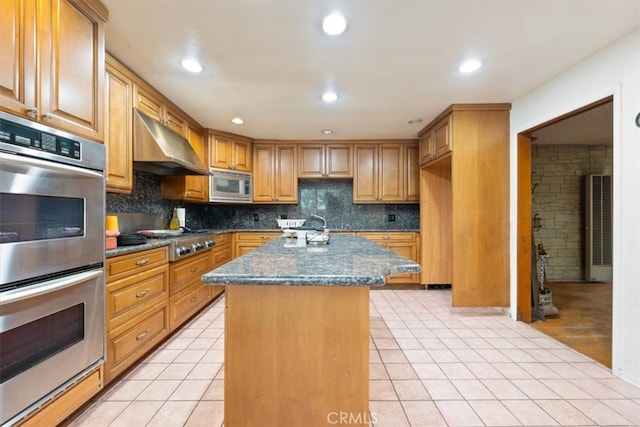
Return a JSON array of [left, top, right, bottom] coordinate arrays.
[[209, 167, 253, 203]]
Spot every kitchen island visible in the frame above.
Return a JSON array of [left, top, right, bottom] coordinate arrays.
[[202, 234, 421, 427]]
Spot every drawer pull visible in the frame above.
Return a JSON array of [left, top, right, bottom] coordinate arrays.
[[190, 267, 198, 273], [135, 257, 150, 266], [136, 328, 151, 341], [136, 288, 151, 298], [190, 296, 199, 303]]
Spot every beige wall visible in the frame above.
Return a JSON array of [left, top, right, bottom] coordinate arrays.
[[531, 144, 612, 281]]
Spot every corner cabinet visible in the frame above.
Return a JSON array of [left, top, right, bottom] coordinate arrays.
[[161, 123, 209, 202], [0, 0, 107, 142], [298, 143, 353, 178], [419, 104, 511, 307], [353, 141, 419, 203], [252, 142, 298, 203], [209, 132, 252, 172]]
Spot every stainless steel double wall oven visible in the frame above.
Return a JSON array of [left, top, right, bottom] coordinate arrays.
[[0, 111, 106, 426]]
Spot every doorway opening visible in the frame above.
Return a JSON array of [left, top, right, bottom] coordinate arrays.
[[517, 97, 613, 367]]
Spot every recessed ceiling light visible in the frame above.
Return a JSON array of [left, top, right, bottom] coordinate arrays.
[[322, 12, 347, 36], [231, 117, 244, 125], [408, 119, 423, 125], [322, 91, 338, 102], [459, 59, 482, 73], [181, 59, 204, 73], [321, 129, 334, 135]]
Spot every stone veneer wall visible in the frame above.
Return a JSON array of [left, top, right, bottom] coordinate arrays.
[[106, 171, 419, 231], [531, 144, 612, 281]]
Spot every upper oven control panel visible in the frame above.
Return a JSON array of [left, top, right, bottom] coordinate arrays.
[[0, 117, 81, 160]]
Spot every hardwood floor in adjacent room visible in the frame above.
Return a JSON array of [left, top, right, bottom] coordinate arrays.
[[531, 281, 612, 368]]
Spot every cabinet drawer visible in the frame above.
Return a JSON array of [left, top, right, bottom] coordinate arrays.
[[106, 264, 169, 330], [106, 302, 169, 383], [358, 232, 416, 242], [212, 244, 231, 268], [234, 232, 281, 242], [169, 282, 211, 331], [213, 233, 231, 245], [106, 247, 169, 282], [169, 251, 211, 295]]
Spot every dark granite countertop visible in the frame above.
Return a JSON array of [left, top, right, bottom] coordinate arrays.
[[105, 229, 420, 259], [201, 234, 421, 287]]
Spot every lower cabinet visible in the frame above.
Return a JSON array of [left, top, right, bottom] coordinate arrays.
[[104, 247, 171, 384], [233, 232, 281, 258], [210, 233, 232, 299], [168, 250, 213, 332], [358, 232, 420, 285]]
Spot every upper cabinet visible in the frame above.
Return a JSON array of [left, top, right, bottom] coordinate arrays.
[[252, 142, 297, 203], [298, 143, 353, 178], [353, 141, 418, 204], [161, 123, 209, 202], [419, 114, 452, 166], [105, 56, 133, 193], [133, 83, 186, 136], [0, 0, 107, 142], [209, 132, 252, 172]]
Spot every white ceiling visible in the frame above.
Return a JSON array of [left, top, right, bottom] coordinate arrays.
[[101, 0, 639, 141], [531, 101, 613, 145]]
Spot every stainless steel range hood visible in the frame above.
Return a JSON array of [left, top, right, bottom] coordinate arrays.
[[133, 109, 208, 175]]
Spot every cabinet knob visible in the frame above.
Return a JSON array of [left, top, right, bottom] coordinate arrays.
[[26, 107, 38, 117], [44, 113, 53, 120]]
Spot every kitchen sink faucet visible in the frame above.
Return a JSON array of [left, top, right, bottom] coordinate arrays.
[[309, 213, 327, 229]]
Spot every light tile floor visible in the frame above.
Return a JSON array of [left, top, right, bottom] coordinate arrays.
[[68, 290, 640, 426]]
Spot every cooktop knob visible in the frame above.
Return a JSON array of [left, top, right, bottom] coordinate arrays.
[[205, 240, 214, 248]]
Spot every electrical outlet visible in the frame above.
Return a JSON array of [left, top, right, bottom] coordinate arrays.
[[253, 213, 259, 221], [388, 214, 396, 222]]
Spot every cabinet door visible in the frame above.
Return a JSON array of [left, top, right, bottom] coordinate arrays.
[[432, 115, 452, 159], [386, 242, 419, 284], [419, 134, 432, 166], [252, 144, 275, 202], [233, 139, 252, 172], [105, 61, 133, 193], [405, 144, 420, 202], [133, 84, 163, 123], [274, 145, 297, 203], [164, 108, 186, 136], [379, 144, 404, 202], [183, 125, 207, 201], [0, 0, 36, 117], [210, 135, 233, 169], [353, 145, 378, 202], [298, 145, 324, 177], [326, 144, 353, 177], [42, 0, 105, 141]]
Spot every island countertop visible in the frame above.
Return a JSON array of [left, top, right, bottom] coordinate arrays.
[[201, 234, 421, 286]]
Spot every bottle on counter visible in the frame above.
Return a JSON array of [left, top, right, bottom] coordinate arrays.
[[169, 208, 181, 230]]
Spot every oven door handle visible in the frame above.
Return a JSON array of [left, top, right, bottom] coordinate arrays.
[[0, 270, 103, 306], [0, 151, 104, 180]]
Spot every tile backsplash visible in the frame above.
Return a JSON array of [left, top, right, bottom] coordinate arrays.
[[106, 171, 419, 231]]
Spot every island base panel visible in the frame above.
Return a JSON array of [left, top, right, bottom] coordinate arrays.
[[225, 285, 370, 427]]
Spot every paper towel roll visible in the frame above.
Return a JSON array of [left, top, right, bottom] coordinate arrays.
[[175, 208, 186, 227], [105, 215, 119, 231]]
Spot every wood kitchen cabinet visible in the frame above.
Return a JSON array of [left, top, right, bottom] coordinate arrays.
[[419, 104, 510, 307], [161, 122, 209, 202], [105, 55, 133, 193], [168, 250, 213, 331], [298, 143, 353, 178], [133, 83, 186, 136], [210, 233, 232, 299], [0, 0, 107, 142], [104, 246, 170, 384], [252, 142, 298, 203], [358, 232, 420, 284], [419, 114, 452, 166], [233, 232, 281, 258], [353, 141, 418, 203], [209, 131, 252, 172]]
